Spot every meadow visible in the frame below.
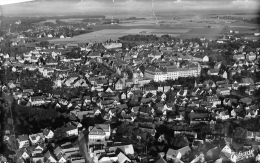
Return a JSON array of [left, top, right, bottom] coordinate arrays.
[[48, 15, 258, 44]]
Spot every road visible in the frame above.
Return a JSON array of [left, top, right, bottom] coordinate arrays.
[[78, 130, 94, 163]]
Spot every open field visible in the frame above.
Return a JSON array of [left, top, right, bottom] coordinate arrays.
[[177, 27, 223, 39], [46, 15, 259, 44], [48, 28, 190, 44], [37, 18, 85, 25]]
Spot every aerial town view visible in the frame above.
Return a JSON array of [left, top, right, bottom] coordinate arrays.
[[0, 0, 260, 163]]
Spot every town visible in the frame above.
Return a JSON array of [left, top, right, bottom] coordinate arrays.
[[1, 5, 260, 163]]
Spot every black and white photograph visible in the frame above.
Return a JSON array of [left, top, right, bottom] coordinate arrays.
[[0, 0, 260, 163]]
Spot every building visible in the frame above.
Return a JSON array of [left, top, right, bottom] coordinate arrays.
[[144, 66, 167, 82], [17, 135, 30, 148], [64, 123, 78, 137], [217, 88, 230, 95], [88, 124, 111, 142], [29, 133, 45, 145], [144, 63, 201, 82]]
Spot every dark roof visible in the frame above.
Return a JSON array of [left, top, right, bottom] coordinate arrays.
[[18, 135, 29, 141]]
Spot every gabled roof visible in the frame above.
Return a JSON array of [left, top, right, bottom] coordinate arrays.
[[166, 148, 178, 157], [117, 104, 128, 109], [54, 146, 63, 157], [117, 152, 131, 163], [89, 124, 110, 135], [18, 135, 29, 141], [178, 146, 191, 156], [155, 157, 167, 163], [64, 123, 77, 131]]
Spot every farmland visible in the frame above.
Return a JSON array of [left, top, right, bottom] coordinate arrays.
[[47, 14, 259, 44], [48, 28, 190, 44]]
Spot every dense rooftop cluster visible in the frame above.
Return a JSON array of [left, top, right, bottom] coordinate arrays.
[[0, 31, 260, 163]]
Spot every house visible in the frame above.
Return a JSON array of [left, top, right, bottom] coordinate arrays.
[[44, 151, 57, 163], [255, 132, 260, 142], [31, 144, 45, 155], [219, 70, 228, 79], [31, 156, 44, 163], [56, 154, 67, 163], [21, 150, 30, 160], [29, 96, 47, 106], [203, 55, 209, 62], [247, 131, 254, 140], [233, 54, 245, 61], [120, 92, 127, 100], [240, 78, 254, 86], [115, 79, 124, 90], [246, 53, 256, 61], [117, 152, 131, 163], [88, 124, 111, 142], [53, 146, 67, 163], [217, 88, 230, 95], [155, 158, 167, 163], [64, 123, 78, 137], [208, 69, 219, 76], [217, 111, 230, 120], [189, 111, 210, 123], [166, 146, 191, 160], [206, 95, 221, 107], [17, 135, 30, 149], [29, 133, 45, 145]]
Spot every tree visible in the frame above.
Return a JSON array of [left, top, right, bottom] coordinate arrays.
[[36, 159, 43, 163], [233, 127, 247, 140], [170, 134, 189, 149], [53, 127, 67, 141], [35, 78, 54, 93]]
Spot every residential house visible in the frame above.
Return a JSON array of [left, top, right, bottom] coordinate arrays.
[[17, 135, 30, 149], [217, 111, 230, 120], [203, 56, 209, 62], [120, 92, 127, 100], [115, 79, 124, 90], [255, 132, 260, 142], [117, 152, 131, 163], [217, 88, 230, 95], [206, 95, 221, 107], [233, 54, 245, 61], [155, 158, 167, 163], [29, 96, 47, 106], [31, 144, 45, 156], [54, 146, 67, 163], [29, 133, 45, 145], [208, 69, 219, 76], [166, 146, 191, 160], [64, 123, 78, 137], [88, 124, 111, 142], [44, 151, 57, 163], [246, 53, 257, 61], [240, 78, 254, 86]]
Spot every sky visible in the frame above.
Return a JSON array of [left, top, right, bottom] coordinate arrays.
[[1, 0, 260, 16]]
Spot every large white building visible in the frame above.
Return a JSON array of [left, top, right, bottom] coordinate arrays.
[[144, 62, 201, 82], [88, 124, 111, 142]]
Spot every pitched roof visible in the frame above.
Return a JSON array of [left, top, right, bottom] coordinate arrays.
[[54, 146, 63, 157], [166, 148, 178, 157], [89, 124, 110, 135], [64, 123, 77, 131], [117, 152, 131, 163], [18, 135, 29, 141], [155, 158, 167, 163]]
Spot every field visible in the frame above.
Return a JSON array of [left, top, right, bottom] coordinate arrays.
[[37, 18, 85, 25], [47, 14, 259, 44], [49, 28, 191, 44], [178, 27, 224, 39]]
